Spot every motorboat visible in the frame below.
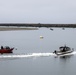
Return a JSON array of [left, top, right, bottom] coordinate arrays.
[[53, 45, 74, 55], [50, 28, 53, 31], [0, 46, 14, 54]]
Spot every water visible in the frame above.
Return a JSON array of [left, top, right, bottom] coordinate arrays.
[[0, 28, 76, 75]]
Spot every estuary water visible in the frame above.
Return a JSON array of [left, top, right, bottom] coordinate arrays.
[[0, 28, 76, 75]]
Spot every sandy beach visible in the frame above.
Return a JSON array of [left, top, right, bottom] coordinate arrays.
[[0, 26, 38, 31]]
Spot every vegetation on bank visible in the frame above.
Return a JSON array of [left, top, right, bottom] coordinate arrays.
[[0, 24, 76, 28]]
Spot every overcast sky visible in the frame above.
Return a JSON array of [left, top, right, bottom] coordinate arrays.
[[0, 0, 76, 24]]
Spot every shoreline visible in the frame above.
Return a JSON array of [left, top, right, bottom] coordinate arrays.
[[0, 27, 38, 31], [0, 23, 76, 31], [0, 23, 76, 28]]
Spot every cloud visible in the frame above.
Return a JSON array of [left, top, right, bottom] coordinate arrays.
[[0, 0, 76, 23]]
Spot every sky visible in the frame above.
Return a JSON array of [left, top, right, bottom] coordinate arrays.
[[0, 0, 76, 24]]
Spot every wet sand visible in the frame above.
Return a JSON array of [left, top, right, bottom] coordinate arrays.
[[0, 27, 38, 31]]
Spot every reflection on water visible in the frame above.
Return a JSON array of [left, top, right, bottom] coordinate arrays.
[[59, 55, 73, 63], [60, 55, 73, 59]]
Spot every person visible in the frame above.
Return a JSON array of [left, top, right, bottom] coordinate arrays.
[[1, 46, 3, 49], [53, 50, 57, 54]]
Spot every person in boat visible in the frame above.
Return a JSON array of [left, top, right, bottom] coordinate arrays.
[[5, 46, 10, 49], [53, 50, 57, 54], [1, 46, 3, 49], [60, 46, 70, 52], [62, 47, 66, 52]]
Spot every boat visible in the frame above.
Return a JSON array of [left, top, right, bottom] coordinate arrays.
[[40, 36, 44, 39], [0, 46, 14, 54], [53, 45, 74, 55], [50, 28, 53, 31]]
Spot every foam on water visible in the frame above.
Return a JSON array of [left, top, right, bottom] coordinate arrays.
[[0, 51, 76, 59], [0, 53, 55, 58]]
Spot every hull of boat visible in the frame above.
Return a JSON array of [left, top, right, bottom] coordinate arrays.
[[0, 48, 14, 54], [55, 50, 74, 55]]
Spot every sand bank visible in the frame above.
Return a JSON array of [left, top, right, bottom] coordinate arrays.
[[0, 27, 38, 31]]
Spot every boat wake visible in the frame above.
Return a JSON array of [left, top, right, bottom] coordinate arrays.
[[0, 53, 55, 59], [0, 51, 76, 59]]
